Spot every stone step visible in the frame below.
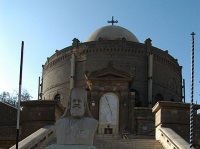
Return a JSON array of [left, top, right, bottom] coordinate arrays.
[[46, 135, 164, 149], [94, 137, 164, 149]]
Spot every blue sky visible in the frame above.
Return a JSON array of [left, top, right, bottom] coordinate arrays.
[[0, 0, 200, 104]]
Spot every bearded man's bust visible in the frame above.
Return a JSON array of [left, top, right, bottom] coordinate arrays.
[[55, 88, 98, 146], [56, 117, 98, 145]]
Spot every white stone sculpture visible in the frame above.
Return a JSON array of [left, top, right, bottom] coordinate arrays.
[[56, 88, 98, 145]]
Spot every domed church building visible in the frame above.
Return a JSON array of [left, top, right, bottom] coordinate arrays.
[[40, 19, 182, 135]]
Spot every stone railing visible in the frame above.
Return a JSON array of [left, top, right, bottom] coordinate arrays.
[[156, 126, 194, 149], [10, 125, 55, 149]]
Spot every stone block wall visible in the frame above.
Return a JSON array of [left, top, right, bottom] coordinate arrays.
[[20, 100, 64, 139], [0, 102, 17, 126], [134, 107, 155, 136], [42, 40, 182, 109], [195, 114, 200, 147], [0, 102, 17, 148]]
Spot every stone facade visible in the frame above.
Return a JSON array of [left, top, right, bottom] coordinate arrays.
[[134, 107, 155, 136], [1, 25, 198, 148], [42, 41, 182, 107], [40, 25, 182, 136]]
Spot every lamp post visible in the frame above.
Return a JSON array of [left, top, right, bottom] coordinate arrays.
[[16, 41, 24, 149], [190, 32, 195, 149]]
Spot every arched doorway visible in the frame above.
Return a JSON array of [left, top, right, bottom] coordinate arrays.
[[99, 93, 119, 135]]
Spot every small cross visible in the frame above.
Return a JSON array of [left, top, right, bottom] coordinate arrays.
[[107, 16, 118, 25]]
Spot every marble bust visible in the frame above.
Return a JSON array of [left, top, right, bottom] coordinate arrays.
[[56, 88, 98, 145]]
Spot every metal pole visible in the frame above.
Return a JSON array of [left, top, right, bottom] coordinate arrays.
[[16, 41, 24, 149], [41, 77, 43, 99], [38, 77, 40, 100], [190, 32, 195, 149], [183, 79, 185, 103]]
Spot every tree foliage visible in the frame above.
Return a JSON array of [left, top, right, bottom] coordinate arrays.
[[0, 89, 32, 107]]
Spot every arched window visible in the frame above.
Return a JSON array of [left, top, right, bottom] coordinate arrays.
[[54, 94, 61, 102], [153, 94, 163, 106]]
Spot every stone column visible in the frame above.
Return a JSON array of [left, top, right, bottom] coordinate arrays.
[[129, 91, 135, 133], [145, 38, 153, 108], [70, 49, 76, 89], [148, 54, 153, 108]]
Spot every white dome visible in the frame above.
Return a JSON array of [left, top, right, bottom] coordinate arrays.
[[86, 25, 139, 42]]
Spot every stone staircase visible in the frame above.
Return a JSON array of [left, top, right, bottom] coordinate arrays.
[[94, 135, 164, 149], [45, 134, 164, 149]]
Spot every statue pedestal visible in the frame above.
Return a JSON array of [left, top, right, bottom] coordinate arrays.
[[45, 144, 97, 149]]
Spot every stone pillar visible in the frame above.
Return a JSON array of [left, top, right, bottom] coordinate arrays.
[[145, 38, 153, 108], [70, 38, 80, 89], [129, 91, 135, 133], [148, 54, 153, 108], [70, 49, 76, 89]]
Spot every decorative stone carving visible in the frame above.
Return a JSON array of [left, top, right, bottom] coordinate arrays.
[[72, 38, 80, 48]]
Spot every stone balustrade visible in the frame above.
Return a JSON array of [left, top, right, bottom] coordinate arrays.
[[152, 101, 200, 149], [156, 126, 193, 149], [10, 125, 55, 149]]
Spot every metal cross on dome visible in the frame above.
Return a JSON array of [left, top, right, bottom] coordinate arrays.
[[107, 16, 118, 25]]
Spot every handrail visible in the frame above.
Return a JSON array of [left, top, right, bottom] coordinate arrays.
[[157, 127, 194, 149], [10, 125, 55, 149]]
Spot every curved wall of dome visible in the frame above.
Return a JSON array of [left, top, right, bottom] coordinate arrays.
[[41, 26, 182, 109], [86, 25, 139, 42]]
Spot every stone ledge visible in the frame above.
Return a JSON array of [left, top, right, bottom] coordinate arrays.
[[152, 101, 200, 113]]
